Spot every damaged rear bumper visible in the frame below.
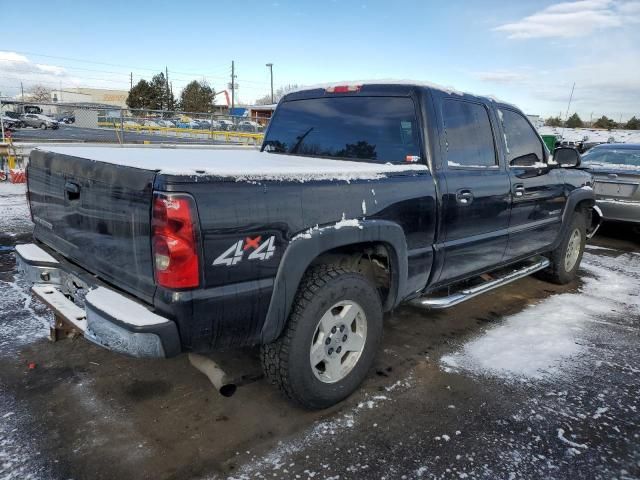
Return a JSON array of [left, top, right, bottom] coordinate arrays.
[[15, 243, 181, 358]]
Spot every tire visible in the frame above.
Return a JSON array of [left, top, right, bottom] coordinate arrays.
[[40, 123, 47, 130], [261, 264, 383, 409], [539, 210, 587, 284]]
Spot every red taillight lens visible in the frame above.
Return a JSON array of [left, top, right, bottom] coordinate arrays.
[[151, 193, 200, 289]]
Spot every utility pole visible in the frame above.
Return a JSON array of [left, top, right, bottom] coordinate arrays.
[[130, 72, 133, 91], [230, 60, 236, 115], [21, 82, 24, 101], [266, 63, 274, 104]]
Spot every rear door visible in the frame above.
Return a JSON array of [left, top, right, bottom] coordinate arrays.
[[496, 108, 567, 259], [434, 95, 511, 284]]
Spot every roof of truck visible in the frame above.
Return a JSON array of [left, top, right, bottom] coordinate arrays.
[[35, 146, 427, 182], [285, 80, 515, 106]]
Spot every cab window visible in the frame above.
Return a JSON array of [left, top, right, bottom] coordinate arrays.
[[442, 100, 497, 168], [498, 109, 545, 164]]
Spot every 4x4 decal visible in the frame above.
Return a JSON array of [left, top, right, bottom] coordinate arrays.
[[213, 236, 276, 266]]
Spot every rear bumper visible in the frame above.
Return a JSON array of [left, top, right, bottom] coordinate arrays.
[[596, 198, 640, 224], [15, 243, 181, 358]]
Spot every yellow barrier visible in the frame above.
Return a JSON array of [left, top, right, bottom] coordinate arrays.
[[97, 122, 264, 143]]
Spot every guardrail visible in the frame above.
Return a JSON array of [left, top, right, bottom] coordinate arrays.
[[97, 122, 264, 144]]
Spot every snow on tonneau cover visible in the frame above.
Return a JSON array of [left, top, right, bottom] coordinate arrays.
[[28, 146, 427, 302]]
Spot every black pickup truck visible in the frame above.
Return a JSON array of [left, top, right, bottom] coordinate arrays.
[[17, 82, 601, 409]]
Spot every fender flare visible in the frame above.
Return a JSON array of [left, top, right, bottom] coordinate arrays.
[[260, 219, 408, 344], [553, 188, 596, 250]]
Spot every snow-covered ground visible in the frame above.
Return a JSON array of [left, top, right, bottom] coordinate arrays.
[[538, 126, 640, 144], [0, 183, 31, 235], [441, 250, 640, 381]]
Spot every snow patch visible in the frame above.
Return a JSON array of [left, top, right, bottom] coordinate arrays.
[[440, 252, 640, 381]]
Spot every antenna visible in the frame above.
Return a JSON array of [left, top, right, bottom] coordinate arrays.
[[560, 82, 575, 139]]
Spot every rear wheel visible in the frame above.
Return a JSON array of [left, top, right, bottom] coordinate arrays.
[[539, 211, 586, 284], [261, 264, 383, 409]]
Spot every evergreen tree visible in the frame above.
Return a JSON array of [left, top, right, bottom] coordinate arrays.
[[624, 116, 640, 130], [565, 113, 583, 128], [126, 80, 155, 109], [180, 81, 215, 112], [593, 115, 616, 130]]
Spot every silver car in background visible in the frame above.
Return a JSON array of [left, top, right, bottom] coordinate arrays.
[[582, 143, 640, 225]]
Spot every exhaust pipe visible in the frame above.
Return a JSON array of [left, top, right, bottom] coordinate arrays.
[[188, 353, 237, 397]]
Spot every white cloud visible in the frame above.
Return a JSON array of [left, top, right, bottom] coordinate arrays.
[[0, 50, 81, 97], [494, 0, 639, 39]]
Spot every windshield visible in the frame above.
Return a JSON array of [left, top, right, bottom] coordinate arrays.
[[582, 148, 640, 169], [262, 96, 421, 164]]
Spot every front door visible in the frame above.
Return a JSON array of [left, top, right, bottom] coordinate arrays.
[[496, 108, 567, 259], [436, 98, 511, 284]]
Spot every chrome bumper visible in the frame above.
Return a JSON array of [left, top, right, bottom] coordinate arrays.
[[596, 198, 640, 224], [15, 243, 180, 358]]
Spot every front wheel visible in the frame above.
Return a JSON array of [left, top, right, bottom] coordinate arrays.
[[40, 123, 47, 130], [539, 211, 586, 284], [261, 265, 383, 409]]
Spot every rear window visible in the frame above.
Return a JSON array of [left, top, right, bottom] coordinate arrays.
[[442, 100, 497, 168], [262, 96, 421, 164], [582, 148, 640, 168]]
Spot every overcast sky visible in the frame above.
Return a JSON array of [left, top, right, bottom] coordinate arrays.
[[1, 0, 638, 119]]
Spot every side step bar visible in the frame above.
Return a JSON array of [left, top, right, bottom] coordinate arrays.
[[410, 257, 550, 310]]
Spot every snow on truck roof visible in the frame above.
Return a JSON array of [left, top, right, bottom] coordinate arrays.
[[36, 146, 427, 182], [288, 80, 515, 106]]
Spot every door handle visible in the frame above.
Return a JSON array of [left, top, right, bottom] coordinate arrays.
[[456, 189, 474, 205], [64, 181, 80, 200], [513, 184, 525, 197]]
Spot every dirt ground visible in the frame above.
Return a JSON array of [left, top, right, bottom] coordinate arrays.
[[1, 183, 638, 480]]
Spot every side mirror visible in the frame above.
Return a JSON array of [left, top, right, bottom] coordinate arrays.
[[553, 147, 581, 168], [510, 153, 542, 168]]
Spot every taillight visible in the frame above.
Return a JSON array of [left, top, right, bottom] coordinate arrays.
[[151, 193, 200, 289], [325, 84, 361, 93]]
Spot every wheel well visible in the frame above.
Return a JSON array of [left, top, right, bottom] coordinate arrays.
[[309, 242, 394, 310]]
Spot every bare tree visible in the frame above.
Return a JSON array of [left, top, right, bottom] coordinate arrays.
[[28, 85, 52, 102], [255, 84, 299, 105]]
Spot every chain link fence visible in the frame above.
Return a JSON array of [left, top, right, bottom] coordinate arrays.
[[1, 100, 268, 146]]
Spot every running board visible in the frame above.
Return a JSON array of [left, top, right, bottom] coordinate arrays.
[[410, 257, 550, 310]]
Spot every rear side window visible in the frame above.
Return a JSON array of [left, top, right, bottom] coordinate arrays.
[[262, 96, 421, 164], [442, 100, 497, 168], [498, 109, 544, 164]]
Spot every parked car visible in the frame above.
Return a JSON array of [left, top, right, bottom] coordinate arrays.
[[156, 119, 175, 128], [237, 120, 262, 132], [217, 119, 234, 131], [57, 113, 75, 124], [20, 113, 59, 130], [143, 120, 160, 127], [581, 143, 640, 225], [17, 82, 600, 409], [1, 115, 17, 131]]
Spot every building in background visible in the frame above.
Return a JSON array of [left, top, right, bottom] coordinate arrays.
[[51, 88, 128, 108]]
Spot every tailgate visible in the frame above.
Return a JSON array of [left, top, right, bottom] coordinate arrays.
[[28, 149, 157, 302], [592, 172, 640, 200]]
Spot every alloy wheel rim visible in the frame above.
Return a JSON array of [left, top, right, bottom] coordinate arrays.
[[310, 301, 368, 384], [565, 228, 582, 272]]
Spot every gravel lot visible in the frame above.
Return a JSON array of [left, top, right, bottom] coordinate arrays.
[[0, 182, 638, 480]]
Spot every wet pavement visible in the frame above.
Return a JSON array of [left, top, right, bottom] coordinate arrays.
[[0, 183, 638, 480]]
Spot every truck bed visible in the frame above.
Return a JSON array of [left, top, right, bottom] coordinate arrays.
[[36, 146, 427, 182]]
